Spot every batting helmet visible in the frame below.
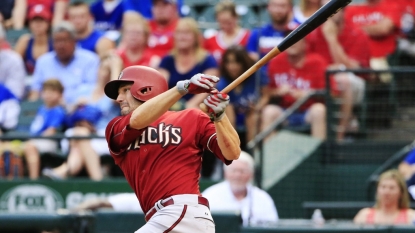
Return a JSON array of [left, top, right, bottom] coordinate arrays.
[[104, 66, 168, 102]]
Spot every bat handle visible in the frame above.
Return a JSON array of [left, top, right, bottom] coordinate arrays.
[[199, 102, 209, 113]]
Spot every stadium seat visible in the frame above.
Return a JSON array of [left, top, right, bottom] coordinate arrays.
[[5, 29, 29, 47]]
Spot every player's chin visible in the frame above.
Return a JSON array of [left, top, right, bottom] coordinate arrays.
[[121, 107, 131, 116]]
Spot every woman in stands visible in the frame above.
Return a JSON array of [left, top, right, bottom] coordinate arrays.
[[42, 54, 119, 181], [354, 169, 415, 225], [158, 17, 218, 109], [14, 4, 53, 75], [218, 45, 268, 148], [203, 1, 250, 64], [115, 12, 160, 69]]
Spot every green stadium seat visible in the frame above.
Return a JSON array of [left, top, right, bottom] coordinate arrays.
[[5, 29, 29, 47]]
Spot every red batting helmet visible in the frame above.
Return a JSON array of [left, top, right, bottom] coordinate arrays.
[[104, 66, 168, 102]]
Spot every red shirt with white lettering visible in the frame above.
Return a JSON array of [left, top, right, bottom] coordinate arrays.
[[148, 19, 178, 58], [344, 0, 401, 58], [105, 109, 231, 213], [117, 49, 155, 68], [204, 29, 250, 64], [268, 53, 328, 111], [307, 21, 371, 71]]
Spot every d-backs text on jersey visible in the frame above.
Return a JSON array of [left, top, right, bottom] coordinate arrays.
[[127, 123, 182, 151]]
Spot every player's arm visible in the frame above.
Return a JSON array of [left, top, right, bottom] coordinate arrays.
[[130, 74, 219, 130], [204, 92, 241, 161]]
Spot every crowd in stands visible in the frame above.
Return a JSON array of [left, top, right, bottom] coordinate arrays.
[[0, 0, 414, 183]]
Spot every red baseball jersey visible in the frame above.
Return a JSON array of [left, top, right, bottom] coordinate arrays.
[[105, 109, 231, 213], [307, 21, 371, 70], [268, 53, 328, 111], [203, 29, 250, 64], [148, 19, 178, 58], [344, 1, 401, 58], [117, 49, 155, 68]]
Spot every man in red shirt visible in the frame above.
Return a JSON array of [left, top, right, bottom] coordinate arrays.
[[104, 66, 240, 232], [344, 0, 401, 74], [148, 0, 179, 57], [308, 2, 371, 141], [263, 38, 327, 140]]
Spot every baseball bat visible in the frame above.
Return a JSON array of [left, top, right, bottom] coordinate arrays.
[[200, 0, 352, 112]]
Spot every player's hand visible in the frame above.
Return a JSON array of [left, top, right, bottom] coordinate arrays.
[[203, 91, 230, 122], [176, 74, 219, 95]]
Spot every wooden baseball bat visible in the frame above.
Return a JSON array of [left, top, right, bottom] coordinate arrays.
[[200, 0, 352, 112]]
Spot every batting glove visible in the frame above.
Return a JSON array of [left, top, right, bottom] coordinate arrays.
[[176, 74, 219, 95], [204, 92, 230, 122]]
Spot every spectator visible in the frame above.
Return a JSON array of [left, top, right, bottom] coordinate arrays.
[[148, 0, 180, 57], [0, 84, 20, 135], [262, 38, 327, 140], [202, 151, 278, 227], [158, 17, 218, 109], [73, 193, 142, 212], [354, 169, 415, 225], [218, 46, 268, 146], [307, 1, 371, 141], [11, 0, 67, 30], [115, 12, 160, 69], [345, 0, 401, 75], [293, 0, 321, 23], [42, 55, 119, 181], [398, 148, 415, 196], [14, 4, 53, 75], [0, 25, 26, 99], [0, 0, 14, 28], [204, 1, 250, 64], [247, 0, 299, 61], [123, 0, 183, 19], [90, 0, 124, 32], [23, 79, 65, 180], [68, 1, 115, 58], [29, 21, 100, 106]]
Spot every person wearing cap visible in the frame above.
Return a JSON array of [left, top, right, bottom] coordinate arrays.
[[11, 0, 68, 30], [67, 1, 115, 58], [15, 4, 53, 75], [0, 24, 26, 99]]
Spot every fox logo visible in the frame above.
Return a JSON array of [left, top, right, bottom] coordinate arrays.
[[127, 123, 182, 150]]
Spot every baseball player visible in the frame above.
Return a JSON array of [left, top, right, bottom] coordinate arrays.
[[104, 65, 241, 232]]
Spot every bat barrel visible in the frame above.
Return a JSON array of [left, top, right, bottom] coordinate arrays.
[[278, 0, 352, 52]]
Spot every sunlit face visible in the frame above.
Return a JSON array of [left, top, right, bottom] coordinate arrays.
[[225, 160, 253, 193], [377, 178, 401, 206], [41, 88, 61, 107], [152, 1, 177, 25], [174, 24, 197, 50], [123, 24, 147, 49], [224, 53, 243, 79], [217, 11, 238, 33], [68, 6, 91, 33], [116, 84, 142, 115], [29, 17, 49, 36], [268, 0, 292, 25]]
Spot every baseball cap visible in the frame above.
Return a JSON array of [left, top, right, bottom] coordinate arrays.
[[28, 4, 52, 21]]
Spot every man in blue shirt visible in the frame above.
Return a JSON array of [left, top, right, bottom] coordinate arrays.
[[247, 0, 299, 61], [29, 21, 100, 106], [68, 1, 115, 57]]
